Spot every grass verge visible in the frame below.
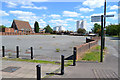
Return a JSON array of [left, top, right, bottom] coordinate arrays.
[[2, 58, 73, 66], [2, 58, 60, 65], [82, 45, 107, 62]]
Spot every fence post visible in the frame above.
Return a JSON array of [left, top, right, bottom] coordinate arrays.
[[16, 46, 19, 58], [61, 55, 64, 75], [2, 46, 5, 57], [36, 64, 41, 80], [73, 47, 76, 66], [31, 47, 33, 59]]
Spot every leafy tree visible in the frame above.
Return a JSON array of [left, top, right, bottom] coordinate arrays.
[[0, 25, 6, 32], [92, 23, 101, 33], [44, 25, 53, 33], [106, 24, 120, 36], [77, 28, 86, 34], [0, 25, 6, 28], [34, 21, 39, 33]]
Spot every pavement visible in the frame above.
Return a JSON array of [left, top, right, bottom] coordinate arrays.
[[48, 37, 119, 79], [0, 36, 119, 79], [1, 60, 60, 78]]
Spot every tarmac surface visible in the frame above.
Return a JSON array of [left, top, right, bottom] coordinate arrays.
[[1, 35, 86, 61]]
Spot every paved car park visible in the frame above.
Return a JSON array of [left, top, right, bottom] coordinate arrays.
[[1, 35, 86, 61]]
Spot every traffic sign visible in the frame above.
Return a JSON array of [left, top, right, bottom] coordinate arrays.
[[91, 15, 114, 22], [91, 16, 101, 22]]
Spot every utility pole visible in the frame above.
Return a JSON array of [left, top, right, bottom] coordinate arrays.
[[101, 15, 104, 62], [103, 0, 106, 49]]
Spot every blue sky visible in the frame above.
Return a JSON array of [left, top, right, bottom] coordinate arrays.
[[0, 0, 119, 31]]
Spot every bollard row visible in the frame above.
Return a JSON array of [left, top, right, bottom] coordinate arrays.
[[2, 46, 34, 59]]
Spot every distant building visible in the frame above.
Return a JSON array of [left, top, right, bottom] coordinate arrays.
[[2, 28, 14, 32], [76, 20, 87, 31], [76, 21, 80, 31], [39, 28, 45, 33], [53, 26, 59, 32], [53, 26, 65, 32], [11, 19, 32, 33]]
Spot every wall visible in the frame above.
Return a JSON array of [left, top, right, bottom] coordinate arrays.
[[74, 39, 98, 60], [0, 32, 50, 35], [2, 28, 14, 32]]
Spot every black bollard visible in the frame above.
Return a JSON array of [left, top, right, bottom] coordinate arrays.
[[73, 47, 76, 66], [31, 47, 33, 59], [16, 46, 19, 58], [36, 64, 41, 80], [2, 46, 5, 57], [61, 55, 64, 75]]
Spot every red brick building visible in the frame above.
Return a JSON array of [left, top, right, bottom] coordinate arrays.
[[2, 28, 14, 32], [11, 20, 32, 33]]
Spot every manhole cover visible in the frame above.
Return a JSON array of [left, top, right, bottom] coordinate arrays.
[[2, 66, 21, 73]]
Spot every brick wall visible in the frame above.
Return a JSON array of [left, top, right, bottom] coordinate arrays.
[[2, 28, 14, 32], [74, 39, 98, 60], [0, 32, 50, 35]]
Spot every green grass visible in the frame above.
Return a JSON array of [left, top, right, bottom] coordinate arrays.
[[56, 48, 60, 52], [2, 58, 73, 66], [64, 60, 73, 67], [82, 45, 106, 62], [95, 45, 107, 50], [2, 58, 60, 65], [106, 35, 119, 38], [82, 51, 101, 62]]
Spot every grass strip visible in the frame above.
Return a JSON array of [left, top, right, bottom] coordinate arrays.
[[82, 45, 106, 62], [2, 58, 60, 65]]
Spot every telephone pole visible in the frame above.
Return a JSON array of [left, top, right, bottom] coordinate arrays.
[[103, 0, 106, 49]]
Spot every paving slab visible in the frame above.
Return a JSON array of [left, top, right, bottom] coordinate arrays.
[[1, 60, 60, 78]]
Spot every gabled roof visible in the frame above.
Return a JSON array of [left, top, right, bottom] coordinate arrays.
[[13, 20, 32, 31]]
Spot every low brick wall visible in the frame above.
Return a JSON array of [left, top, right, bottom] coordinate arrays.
[[74, 40, 98, 60], [0, 32, 50, 35]]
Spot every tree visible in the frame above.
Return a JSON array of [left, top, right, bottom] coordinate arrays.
[[34, 21, 39, 33], [0, 25, 6, 32], [106, 24, 120, 36], [77, 28, 86, 34], [92, 23, 101, 33], [0, 25, 6, 28], [44, 25, 53, 33]]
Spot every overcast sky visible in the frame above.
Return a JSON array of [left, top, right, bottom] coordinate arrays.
[[0, 0, 119, 31]]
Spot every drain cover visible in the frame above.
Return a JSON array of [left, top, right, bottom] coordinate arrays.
[[2, 66, 21, 73]]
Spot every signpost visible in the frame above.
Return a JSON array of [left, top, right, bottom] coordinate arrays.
[[91, 14, 114, 62]]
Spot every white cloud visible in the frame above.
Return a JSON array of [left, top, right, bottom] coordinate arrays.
[[63, 11, 81, 17], [21, 6, 47, 10], [110, 5, 118, 10], [85, 16, 90, 19], [65, 18, 76, 22], [91, 11, 117, 16], [80, 16, 84, 18], [49, 19, 68, 26], [38, 19, 47, 28], [83, 0, 104, 8], [2, 0, 48, 6], [79, 7, 94, 12], [9, 10, 35, 16], [9, 10, 39, 25], [0, 10, 9, 16], [0, 19, 11, 26], [6, 2, 17, 8], [49, 14, 61, 19]]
